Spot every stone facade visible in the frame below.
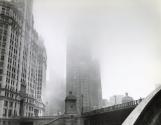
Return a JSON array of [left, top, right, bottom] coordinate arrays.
[[65, 92, 77, 115], [0, 0, 47, 120]]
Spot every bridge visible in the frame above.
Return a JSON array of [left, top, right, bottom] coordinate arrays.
[[0, 115, 66, 125], [1, 86, 161, 125], [0, 100, 141, 125], [123, 86, 161, 125], [82, 99, 142, 125]]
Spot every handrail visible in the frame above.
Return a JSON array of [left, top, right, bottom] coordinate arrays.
[[20, 116, 59, 120], [44, 115, 66, 125], [83, 99, 143, 116]]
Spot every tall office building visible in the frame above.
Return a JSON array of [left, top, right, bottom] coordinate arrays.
[[66, 39, 102, 113], [0, 0, 47, 118]]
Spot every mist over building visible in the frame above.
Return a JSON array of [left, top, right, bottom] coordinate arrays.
[[122, 93, 134, 103], [44, 74, 65, 116], [66, 38, 102, 113], [109, 95, 124, 105], [0, 0, 47, 118], [103, 93, 134, 106]]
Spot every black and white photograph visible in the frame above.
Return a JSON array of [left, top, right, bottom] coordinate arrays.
[[0, 0, 161, 125]]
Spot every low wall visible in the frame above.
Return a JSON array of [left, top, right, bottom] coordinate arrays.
[[0, 115, 83, 125], [0, 116, 59, 125]]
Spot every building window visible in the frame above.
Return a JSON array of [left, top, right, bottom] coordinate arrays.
[[3, 108, 7, 116], [9, 102, 13, 108], [0, 62, 3, 67], [14, 110, 17, 116], [5, 92, 9, 97], [8, 109, 12, 117], [0, 76, 2, 81], [4, 101, 8, 107], [15, 102, 16, 108], [3, 121, 6, 125], [1, 55, 4, 60], [11, 94, 13, 98], [0, 69, 3, 74]]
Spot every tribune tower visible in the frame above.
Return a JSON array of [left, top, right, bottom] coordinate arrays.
[[66, 38, 102, 113]]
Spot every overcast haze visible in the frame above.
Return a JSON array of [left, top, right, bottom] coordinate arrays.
[[33, 0, 161, 102]]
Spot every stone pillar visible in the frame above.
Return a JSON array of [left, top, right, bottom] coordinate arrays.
[[64, 91, 78, 125], [65, 91, 77, 115], [76, 116, 84, 125], [65, 116, 76, 125]]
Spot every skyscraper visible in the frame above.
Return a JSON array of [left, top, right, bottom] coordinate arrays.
[[66, 39, 102, 113], [0, 0, 47, 119]]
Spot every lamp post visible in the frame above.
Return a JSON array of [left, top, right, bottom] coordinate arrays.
[[114, 95, 116, 105], [81, 94, 84, 114]]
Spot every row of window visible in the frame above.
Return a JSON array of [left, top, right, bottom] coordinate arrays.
[[9, 46, 18, 58], [3, 108, 17, 117], [4, 91, 18, 99], [28, 106, 34, 111], [9, 48, 18, 58], [4, 100, 14, 107], [11, 32, 19, 44], [1, 5, 22, 26], [6, 77, 18, 86], [0, 25, 7, 33], [0, 23, 8, 29], [1, 55, 4, 61], [0, 34, 7, 42], [0, 43, 7, 55], [7, 63, 17, 73], [7, 70, 18, 79], [26, 112, 33, 117], [5, 84, 18, 92]]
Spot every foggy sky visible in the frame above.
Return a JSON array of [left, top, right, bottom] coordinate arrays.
[[33, 0, 161, 101]]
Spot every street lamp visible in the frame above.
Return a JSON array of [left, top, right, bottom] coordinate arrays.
[[114, 95, 116, 105], [81, 94, 84, 114]]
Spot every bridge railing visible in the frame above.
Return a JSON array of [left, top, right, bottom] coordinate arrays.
[[83, 99, 143, 116], [0, 115, 64, 125], [22, 115, 60, 120], [3, 115, 60, 120]]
